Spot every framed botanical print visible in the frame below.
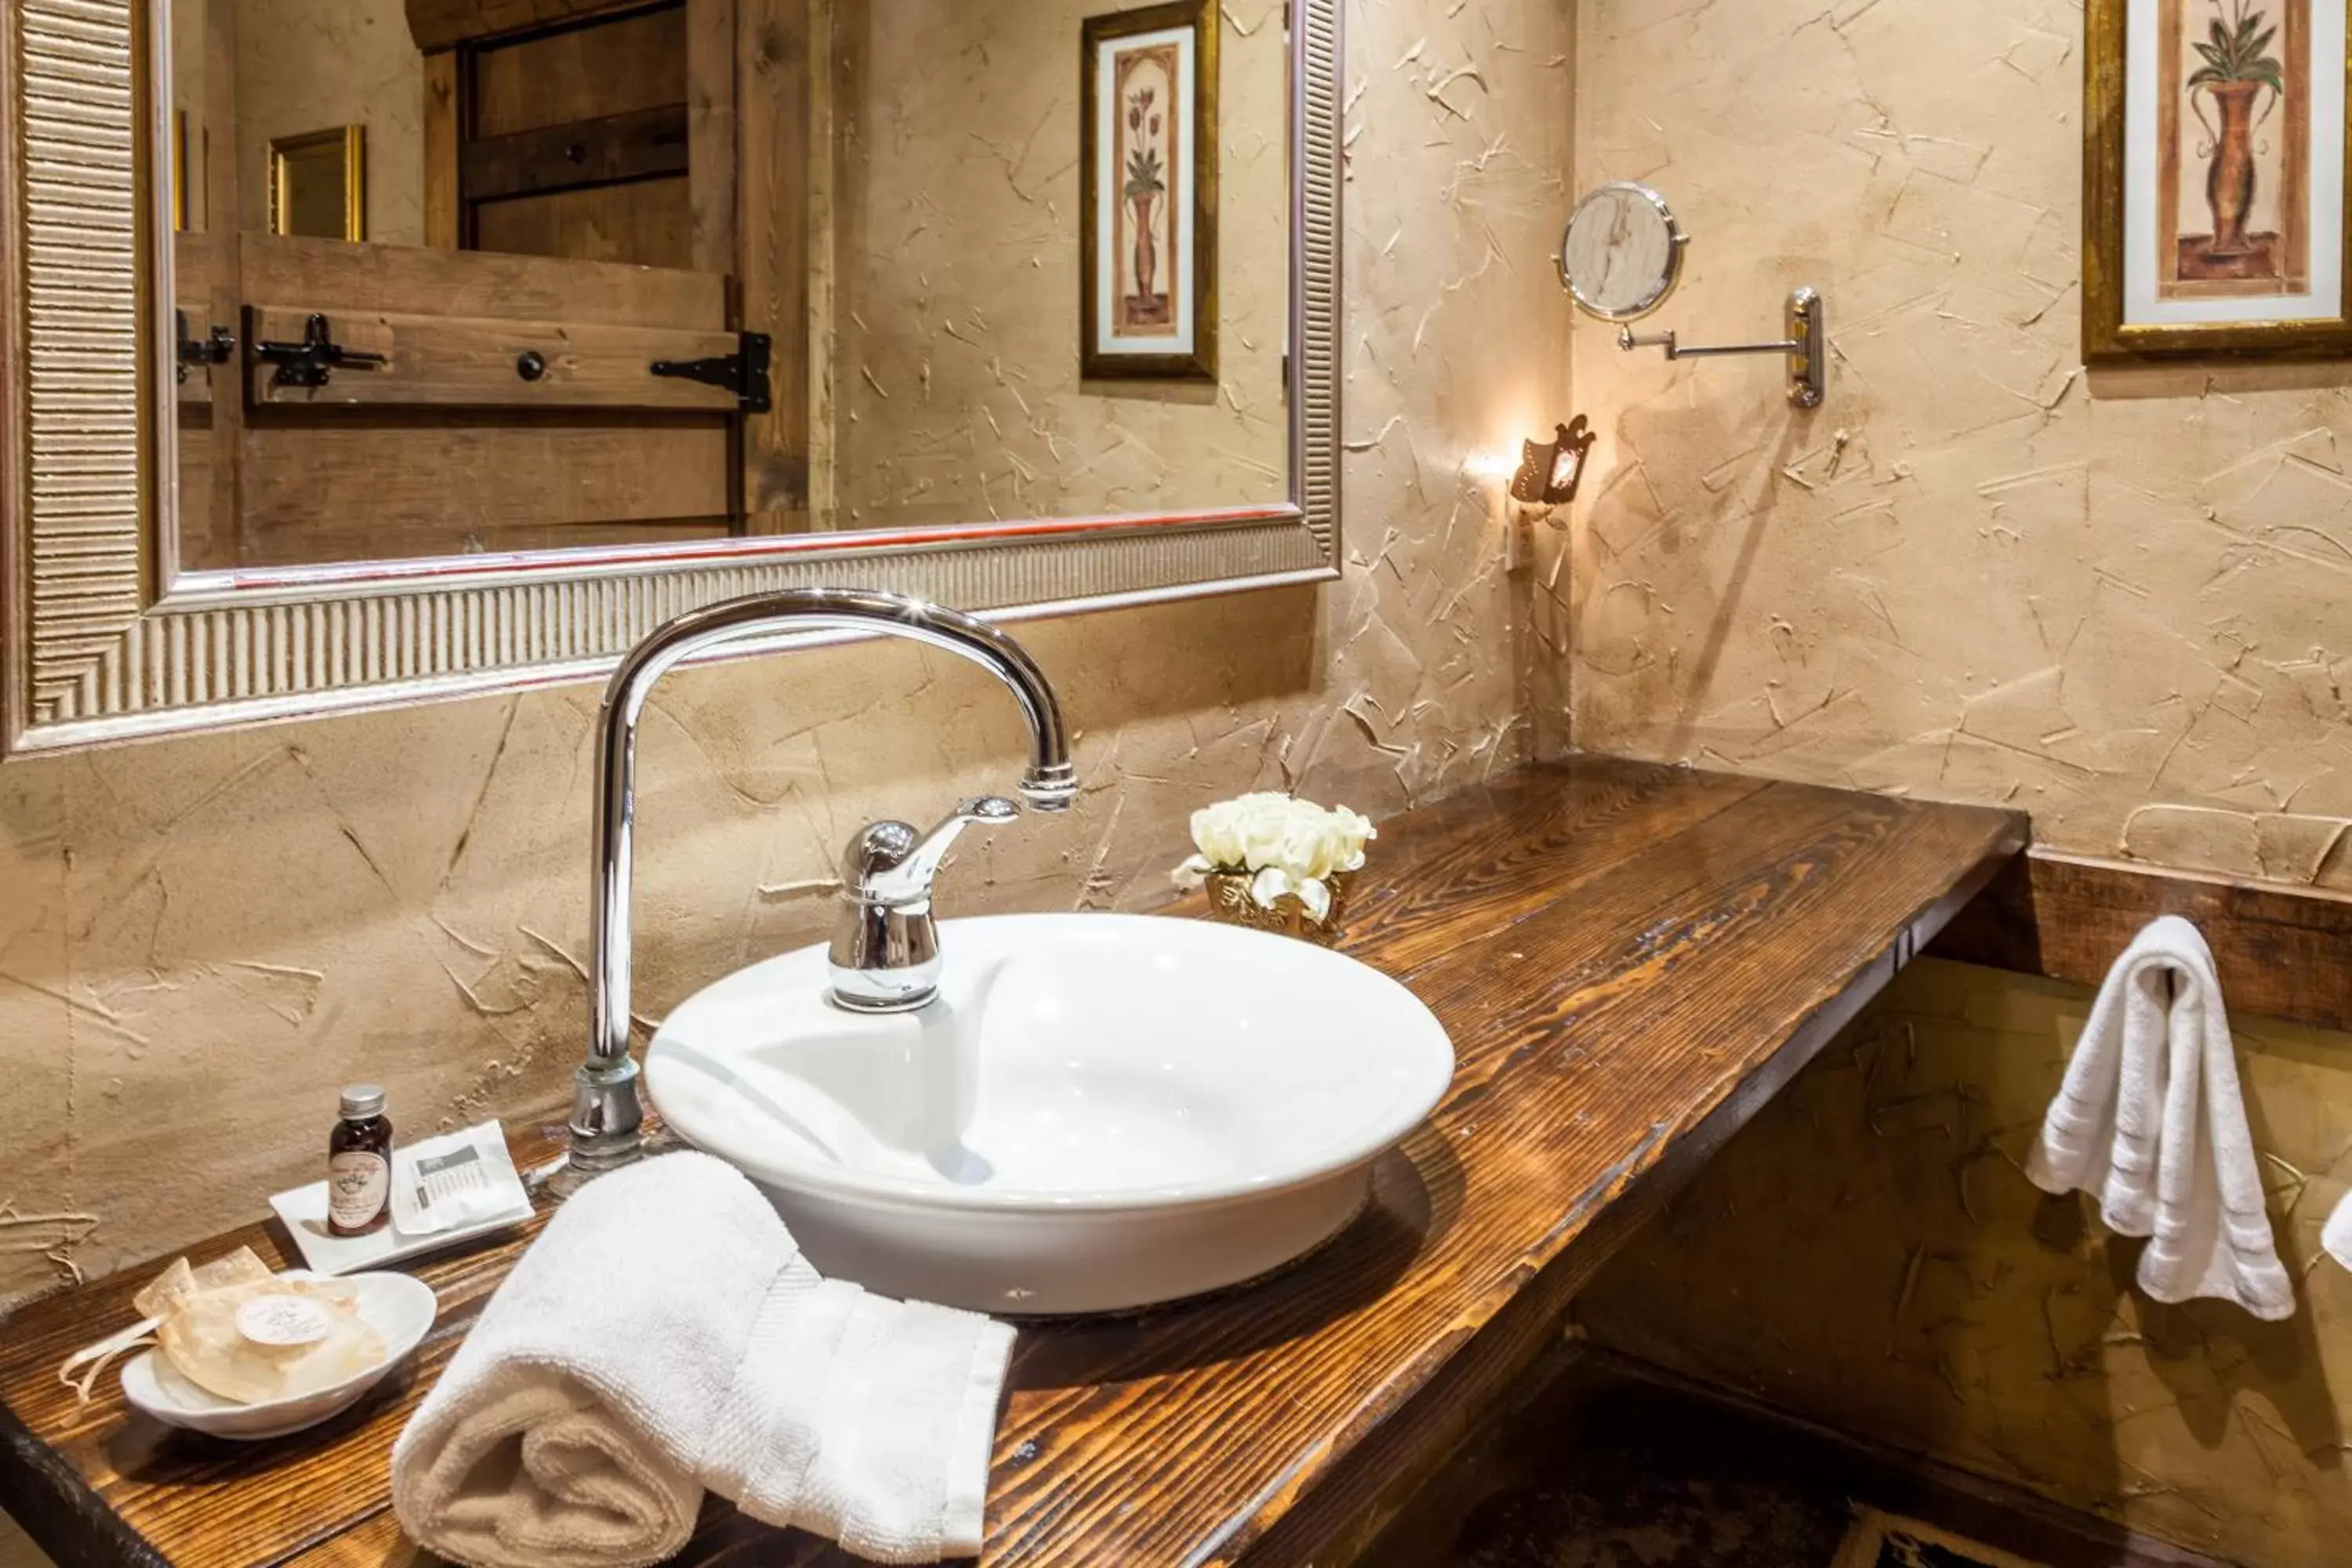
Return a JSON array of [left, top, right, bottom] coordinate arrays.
[[2086, 0, 2352, 359], [1080, 0, 1219, 381]]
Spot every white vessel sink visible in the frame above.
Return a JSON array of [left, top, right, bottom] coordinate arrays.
[[644, 913, 1454, 1315]]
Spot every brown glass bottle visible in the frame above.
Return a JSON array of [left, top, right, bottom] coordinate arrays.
[[328, 1084, 394, 1237]]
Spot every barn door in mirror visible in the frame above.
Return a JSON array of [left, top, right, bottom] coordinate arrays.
[[166, 0, 773, 572]]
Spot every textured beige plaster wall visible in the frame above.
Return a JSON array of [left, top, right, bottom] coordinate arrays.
[[227, 0, 425, 245], [825, 0, 1291, 529], [0, 0, 1570, 1318], [1579, 958, 2352, 1568], [1565, 0, 2352, 891]]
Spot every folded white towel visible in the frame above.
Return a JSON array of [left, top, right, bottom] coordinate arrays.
[[391, 1151, 1014, 1567], [2024, 915, 2294, 1321]]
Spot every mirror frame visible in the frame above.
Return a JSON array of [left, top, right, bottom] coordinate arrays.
[[1, 0, 1341, 758]]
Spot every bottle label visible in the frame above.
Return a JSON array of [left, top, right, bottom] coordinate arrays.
[[328, 1149, 390, 1229]]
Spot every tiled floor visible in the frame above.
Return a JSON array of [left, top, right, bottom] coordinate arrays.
[[1362, 1348, 2227, 1568]]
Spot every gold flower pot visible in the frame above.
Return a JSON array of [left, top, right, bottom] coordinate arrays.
[[1202, 869, 1356, 948]]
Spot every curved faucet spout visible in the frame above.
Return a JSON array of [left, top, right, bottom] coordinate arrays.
[[566, 587, 1076, 1187]]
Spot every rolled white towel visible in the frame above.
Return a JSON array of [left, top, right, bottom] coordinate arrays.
[[391, 1151, 1014, 1567], [2025, 915, 2294, 1321]]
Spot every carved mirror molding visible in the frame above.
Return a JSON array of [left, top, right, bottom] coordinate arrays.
[[1, 0, 1340, 757]]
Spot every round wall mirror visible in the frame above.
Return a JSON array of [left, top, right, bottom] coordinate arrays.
[[1559, 182, 1685, 321]]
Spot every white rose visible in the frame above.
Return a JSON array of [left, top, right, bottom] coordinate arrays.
[[1276, 808, 1341, 881], [1189, 800, 1248, 868], [1330, 806, 1375, 871], [1235, 793, 1295, 869], [1178, 793, 1376, 896]]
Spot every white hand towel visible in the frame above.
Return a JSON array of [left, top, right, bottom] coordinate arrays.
[[2024, 915, 2294, 1320], [2325, 1190, 2352, 1273], [391, 1151, 1015, 1568]]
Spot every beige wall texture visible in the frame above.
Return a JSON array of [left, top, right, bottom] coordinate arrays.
[[823, 0, 1291, 530], [1560, 4, 2352, 1567], [1578, 957, 2352, 1568], [227, 0, 425, 245], [1565, 0, 2352, 891], [0, 0, 1570, 1314]]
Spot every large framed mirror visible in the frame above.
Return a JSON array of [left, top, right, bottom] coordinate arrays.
[[0, 0, 1339, 757]]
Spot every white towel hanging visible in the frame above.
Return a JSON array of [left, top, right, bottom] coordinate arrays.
[[2024, 914, 2295, 1321], [2325, 1190, 2352, 1275]]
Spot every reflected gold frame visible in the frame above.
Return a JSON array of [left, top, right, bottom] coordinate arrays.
[[267, 123, 365, 241], [0, 0, 1340, 757], [2085, 0, 2352, 361], [1079, 0, 1219, 382]]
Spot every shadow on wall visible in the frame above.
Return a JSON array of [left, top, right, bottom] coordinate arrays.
[[1574, 956, 2352, 1568]]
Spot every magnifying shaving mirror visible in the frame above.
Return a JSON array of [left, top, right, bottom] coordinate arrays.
[[1559, 181, 1686, 322], [1559, 179, 1827, 410]]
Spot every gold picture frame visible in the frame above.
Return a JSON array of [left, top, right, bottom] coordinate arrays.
[[2085, 0, 2352, 361], [1080, 0, 1220, 381], [170, 109, 188, 231], [267, 124, 366, 242]]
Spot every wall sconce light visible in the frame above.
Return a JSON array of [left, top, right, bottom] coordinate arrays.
[[1510, 416, 1598, 506]]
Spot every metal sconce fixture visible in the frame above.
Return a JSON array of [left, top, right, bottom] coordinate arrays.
[[1510, 416, 1599, 506]]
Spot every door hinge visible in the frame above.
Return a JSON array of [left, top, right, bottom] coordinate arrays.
[[254, 313, 387, 389], [650, 331, 772, 414]]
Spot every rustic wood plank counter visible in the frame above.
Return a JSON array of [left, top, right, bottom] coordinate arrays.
[[0, 757, 2026, 1568]]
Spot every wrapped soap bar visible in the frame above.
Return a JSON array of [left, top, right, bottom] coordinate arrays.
[[149, 1272, 386, 1404], [60, 1245, 386, 1406]]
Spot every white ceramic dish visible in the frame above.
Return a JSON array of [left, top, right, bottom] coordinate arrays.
[[646, 912, 1456, 1316], [119, 1272, 438, 1441], [268, 1176, 531, 1276]]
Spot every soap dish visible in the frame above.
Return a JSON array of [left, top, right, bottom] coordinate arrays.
[[121, 1272, 437, 1441], [267, 1180, 532, 1276]]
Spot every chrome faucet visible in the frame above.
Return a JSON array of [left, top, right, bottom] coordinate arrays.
[[560, 587, 1077, 1189]]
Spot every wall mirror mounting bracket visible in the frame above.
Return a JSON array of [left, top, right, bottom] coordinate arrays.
[[1617, 288, 1828, 411]]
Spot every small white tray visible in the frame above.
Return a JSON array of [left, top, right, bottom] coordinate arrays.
[[268, 1179, 532, 1275]]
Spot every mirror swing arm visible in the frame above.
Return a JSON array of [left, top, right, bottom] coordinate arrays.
[[1617, 288, 1827, 410]]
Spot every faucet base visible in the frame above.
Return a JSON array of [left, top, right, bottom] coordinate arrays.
[[550, 1057, 648, 1198]]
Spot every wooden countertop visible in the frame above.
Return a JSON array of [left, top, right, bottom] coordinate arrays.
[[0, 756, 2026, 1568]]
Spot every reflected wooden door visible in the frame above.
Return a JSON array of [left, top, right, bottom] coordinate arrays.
[[170, 0, 782, 574]]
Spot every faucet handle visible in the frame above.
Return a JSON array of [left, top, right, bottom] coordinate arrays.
[[829, 797, 1021, 1013], [842, 796, 1019, 907]]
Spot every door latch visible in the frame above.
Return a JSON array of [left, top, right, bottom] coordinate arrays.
[[254, 313, 388, 390], [175, 310, 234, 385], [650, 331, 771, 413]]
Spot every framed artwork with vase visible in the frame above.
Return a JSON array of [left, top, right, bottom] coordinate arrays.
[[1080, 0, 1219, 380], [2085, 0, 2352, 359]]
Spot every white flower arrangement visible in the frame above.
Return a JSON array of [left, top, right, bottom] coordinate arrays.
[[1171, 793, 1377, 921]]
